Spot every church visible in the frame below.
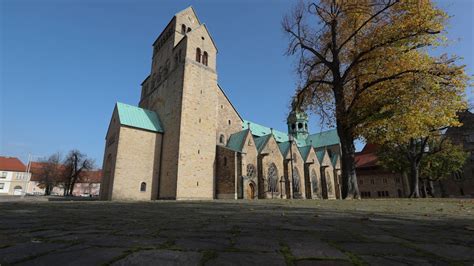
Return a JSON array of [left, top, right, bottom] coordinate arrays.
[[100, 7, 342, 201]]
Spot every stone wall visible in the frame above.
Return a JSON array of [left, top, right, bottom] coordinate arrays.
[[111, 126, 161, 201], [357, 169, 405, 198], [215, 146, 237, 199]]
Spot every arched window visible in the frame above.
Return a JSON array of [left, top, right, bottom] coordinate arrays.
[[311, 169, 319, 194], [140, 182, 146, 192], [196, 48, 201, 63], [292, 168, 300, 193], [291, 124, 296, 130], [187, 27, 192, 33], [268, 163, 278, 192], [247, 164, 255, 178], [181, 24, 187, 34], [219, 134, 225, 144], [202, 51, 208, 66], [326, 171, 332, 193], [298, 123, 303, 129]]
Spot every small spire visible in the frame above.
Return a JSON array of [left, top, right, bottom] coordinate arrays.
[[270, 128, 274, 134]]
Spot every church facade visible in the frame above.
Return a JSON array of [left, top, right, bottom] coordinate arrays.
[[100, 7, 342, 201]]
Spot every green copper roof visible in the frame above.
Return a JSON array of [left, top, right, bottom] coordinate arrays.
[[298, 146, 312, 161], [116, 102, 163, 133], [278, 141, 291, 156], [253, 135, 272, 153], [315, 149, 325, 163], [243, 120, 288, 142], [306, 129, 339, 148], [226, 130, 248, 152], [331, 154, 339, 167], [243, 120, 307, 147]]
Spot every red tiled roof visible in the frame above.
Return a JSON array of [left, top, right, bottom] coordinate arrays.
[[355, 144, 379, 169], [0, 156, 26, 172]]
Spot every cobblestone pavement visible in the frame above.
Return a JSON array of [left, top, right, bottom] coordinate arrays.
[[0, 198, 473, 265]]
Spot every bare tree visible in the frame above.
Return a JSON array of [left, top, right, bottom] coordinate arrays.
[[35, 153, 62, 196], [61, 150, 94, 196]]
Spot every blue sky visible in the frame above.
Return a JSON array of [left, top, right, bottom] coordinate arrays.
[[1, 0, 473, 166]]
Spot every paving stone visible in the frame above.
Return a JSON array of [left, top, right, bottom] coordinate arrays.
[[112, 249, 202, 265], [414, 243, 474, 260], [85, 235, 166, 248], [17, 245, 126, 266], [339, 243, 416, 255], [175, 237, 231, 251], [0, 242, 68, 264], [234, 236, 280, 252], [207, 252, 286, 266], [360, 255, 435, 266], [286, 238, 347, 259], [296, 259, 352, 266]]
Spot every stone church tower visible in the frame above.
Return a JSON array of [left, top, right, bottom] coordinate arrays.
[[100, 6, 341, 201], [101, 7, 242, 200]]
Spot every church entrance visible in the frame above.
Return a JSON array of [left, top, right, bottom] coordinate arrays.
[[246, 182, 255, 199]]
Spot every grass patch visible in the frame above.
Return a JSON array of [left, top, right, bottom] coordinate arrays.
[[200, 250, 218, 265], [279, 242, 295, 266]]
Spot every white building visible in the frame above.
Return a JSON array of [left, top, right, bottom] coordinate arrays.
[[0, 156, 31, 196]]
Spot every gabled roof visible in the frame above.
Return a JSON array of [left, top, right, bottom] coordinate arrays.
[[226, 130, 249, 152], [306, 129, 340, 148], [116, 102, 164, 133], [298, 146, 312, 161], [253, 135, 272, 153], [243, 120, 288, 142], [315, 149, 326, 164], [331, 154, 339, 168], [0, 157, 26, 172], [278, 142, 291, 156]]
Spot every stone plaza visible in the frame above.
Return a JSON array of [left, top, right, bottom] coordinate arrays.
[[0, 198, 473, 265]]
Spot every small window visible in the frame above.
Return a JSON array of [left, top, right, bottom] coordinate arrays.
[[187, 27, 192, 33], [228, 120, 231, 125], [202, 52, 208, 66], [298, 123, 303, 129], [248, 139, 252, 146], [196, 48, 201, 63], [0, 183, 4, 189], [219, 134, 225, 144], [140, 182, 146, 192], [181, 24, 187, 34], [224, 157, 227, 166], [370, 179, 375, 185], [291, 124, 296, 130], [201, 36, 205, 40]]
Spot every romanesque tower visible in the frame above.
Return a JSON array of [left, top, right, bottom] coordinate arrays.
[[138, 7, 219, 199], [287, 110, 309, 142]]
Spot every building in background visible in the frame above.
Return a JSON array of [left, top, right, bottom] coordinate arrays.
[[441, 110, 474, 197], [0, 156, 31, 196], [29, 162, 102, 196], [355, 144, 408, 198]]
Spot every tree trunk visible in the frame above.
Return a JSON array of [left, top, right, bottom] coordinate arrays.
[[337, 127, 360, 199], [428, 180, 435, 197], [421, 179, 427, 198], [409, 161, 420, 198]]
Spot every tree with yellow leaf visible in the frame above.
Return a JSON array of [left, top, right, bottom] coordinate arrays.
[[283, 0, 468, 199]]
